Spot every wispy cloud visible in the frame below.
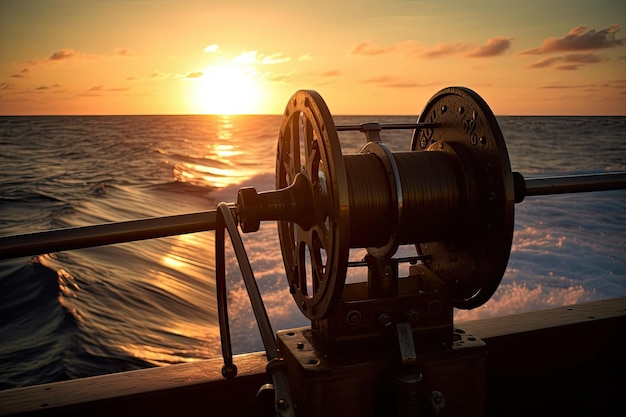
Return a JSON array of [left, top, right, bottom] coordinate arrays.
[[113, 48, 136, 57], [184, 71, 204, 78], [466, 37, 513, 57], [204, 44, 219, 53], [26, 47, 136, 65], [539, 79, 626, 89], [361, 75, 438, 88], [49, 48, 79, 61], [419, 43, 469, 58], [232, 50, 291, 65], [349, 40, 420, 56], [350, 37, 512, 59], [81, 85, 131, 96], [149, 70, 174, 78], [520, 24, 622, 55], [10, 68, 28, 78], [526, 52, 603, 70], [321, 70, 340, 77]]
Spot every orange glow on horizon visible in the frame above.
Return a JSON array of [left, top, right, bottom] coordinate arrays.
[[0, 2, 624, 116]]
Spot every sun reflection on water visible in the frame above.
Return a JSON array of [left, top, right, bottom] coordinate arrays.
[[169, 115, 270, 189]]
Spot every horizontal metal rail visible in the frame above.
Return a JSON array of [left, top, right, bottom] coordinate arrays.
[[336, 122, 436, 131], [0, 209, 228, 260], [523, 172, 626, 197], [1, 173, 625, 260]]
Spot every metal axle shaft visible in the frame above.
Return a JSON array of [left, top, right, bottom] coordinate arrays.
[[0, 173, 624, 260]]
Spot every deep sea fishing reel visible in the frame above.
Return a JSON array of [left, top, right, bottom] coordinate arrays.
[[237, 87, 515, 349], [230, 87, 625, 416]]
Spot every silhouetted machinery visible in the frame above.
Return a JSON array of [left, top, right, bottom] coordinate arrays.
[[2, 87, 625, 417], [233, 87, 514, 416], [229, 87, 624, 416]]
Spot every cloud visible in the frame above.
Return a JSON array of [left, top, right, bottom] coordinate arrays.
[[538, 79, 625, 90], [520, 24, 622, 55], [297, 54, 313, 61], [419, 43, 469, 58], [349, 40, 398, 56], [526, 52, 603, 70], [232, 50, 290, 65], [82, 85, 130, 95], [204, 44, 219, 53], [10, 68, 28, 78], [149, 70, 172, 78], [321, 70, 340, 77], [185, 71, 204, 78], [361, 75, 437, 88], [113, 48, 136, 57], [350, 38, 513, 59], [466, 37, 513, 57], [349, 40, 421, 56], [25, 47, 132, 66], [49, 48, 77, 61], [1, 83, 11, 90], [32, 84, 62, 92], [260, 53, 290, 65]]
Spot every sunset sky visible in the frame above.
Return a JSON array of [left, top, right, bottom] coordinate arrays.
[[1, 0, 624, 116]]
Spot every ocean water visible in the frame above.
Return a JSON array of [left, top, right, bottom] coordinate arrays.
[[0, 114, 625, 390]]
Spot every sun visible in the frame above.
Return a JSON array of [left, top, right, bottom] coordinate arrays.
[[192, 63, 263, 115]]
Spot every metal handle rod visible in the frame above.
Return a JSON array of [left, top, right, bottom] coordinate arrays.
[[215, 203, 296, 416], [0, 210, 223, 260], [217, 203, 278, 358], [215, 208, 236, 378], [336, 122, 436, 131], [516, 172, 626, 203]]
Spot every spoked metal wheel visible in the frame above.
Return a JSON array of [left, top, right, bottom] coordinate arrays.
[[276, 90, 350, 320]]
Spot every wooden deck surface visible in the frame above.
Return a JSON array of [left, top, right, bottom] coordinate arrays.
[[1, 296, 624, 416]]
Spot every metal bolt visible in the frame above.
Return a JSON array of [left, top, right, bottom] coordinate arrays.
[[378, 314, 392, 327], [428, 300, 442, 315], [407, 310, 420, 325], [346, 309, 362, 326], [441, 105, 447, 113], [479, 136, 487, 145], [432, 391, 444, 404], [296, 342, 304, 350]]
